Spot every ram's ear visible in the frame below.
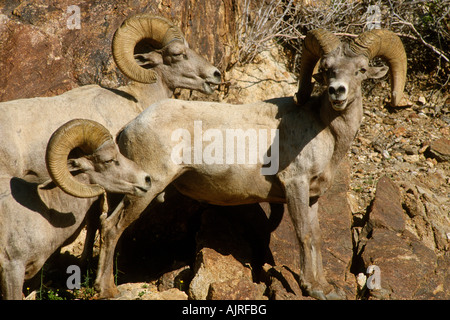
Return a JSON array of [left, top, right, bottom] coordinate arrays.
[[67, 158, 93, 172], [134, 51, 163, 68], [312, 71, 326, 85], [367, 66, 389, 79]]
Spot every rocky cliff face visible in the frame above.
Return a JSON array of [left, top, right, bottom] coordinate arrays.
[[1, 0, 448, 300], [0, 0, 238, 101]]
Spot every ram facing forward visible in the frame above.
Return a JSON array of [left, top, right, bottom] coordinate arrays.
[[0, 14, 221, 184], [93, 29, 407, 300], [0, 119, 151, 300]]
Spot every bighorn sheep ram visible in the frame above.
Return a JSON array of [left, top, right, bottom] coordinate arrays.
[[0, 14, 221, 184], [94, 29, 407, 300], [0, 119, 151, 300]]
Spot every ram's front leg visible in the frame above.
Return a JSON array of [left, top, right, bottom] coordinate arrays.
[[0, 260, 25, 300], [94, 195, 151, 298], [94, 174, 175, 299], [283, 177, 336, 299]]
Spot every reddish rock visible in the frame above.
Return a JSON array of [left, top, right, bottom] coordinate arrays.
[[362, 228, 444, 299], [0, 17, 76, 101], [366, 175, 405, 233], [261, 264, 308, 300], [188, 247, 253, 300], [360, 176, 449, 300], [429, 138, 450, 162], [157, 265, 192, 292], [265, 203, 300, 272], [179, 0, 238, 70], [318, 159, 356, 299], [0, 0, 239, 102], [206, 277, 267, 300]]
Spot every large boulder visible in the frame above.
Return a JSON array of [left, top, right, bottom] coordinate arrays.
[[358, 176, 449, 299], [187, 204, 270, 300], [188, 247, 265, 300]]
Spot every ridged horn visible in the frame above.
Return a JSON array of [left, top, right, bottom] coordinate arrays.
[[46, 119, 113, 198], [112, 14, 185, 83], [296, 29, 341, 105], [350, 29, 407, 106]]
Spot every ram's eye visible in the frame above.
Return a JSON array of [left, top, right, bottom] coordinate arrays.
[[104, 159, 118, 166], [358, 68, 367, 75], [172, 50, 186, 57]]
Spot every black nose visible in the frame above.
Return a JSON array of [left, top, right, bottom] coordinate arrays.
[[328, 85, 346, 96], [213, 70, 221, 79]]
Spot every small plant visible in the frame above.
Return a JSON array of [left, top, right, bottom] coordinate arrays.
[[178, 279, 185, 291], [138, 291, 146, 298], [73, 271, 97, 300], [363, 176, 375, 187], [45, 289, 65, 301], [114, 252, 120, 286], [38, 265, 44, 300]]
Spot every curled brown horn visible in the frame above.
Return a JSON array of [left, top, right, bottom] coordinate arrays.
[[350, 29, 407, 106], [296, 29, 341, 105], [46, 119, 113, 198], [112, 14, 185, 83]]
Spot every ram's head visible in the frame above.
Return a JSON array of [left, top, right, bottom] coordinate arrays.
[[46, 119, 151, 199], [296, 29, 407, 109], [112, 14, 221, 94]]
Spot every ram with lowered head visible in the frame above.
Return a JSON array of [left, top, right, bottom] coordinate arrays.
[[93, 29, 407, 300], [0, 14, 221, 184], [0, 119, 151, 300]]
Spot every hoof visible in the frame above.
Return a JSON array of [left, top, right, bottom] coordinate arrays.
[[304, 280, 345, 300], [309, 289, 344, 300], [325, 290, 344, 300], [309, 289, 327, 300], [94, 283, 119, 299]]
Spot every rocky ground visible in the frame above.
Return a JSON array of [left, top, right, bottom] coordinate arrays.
[[346, 80, 449, 299]]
